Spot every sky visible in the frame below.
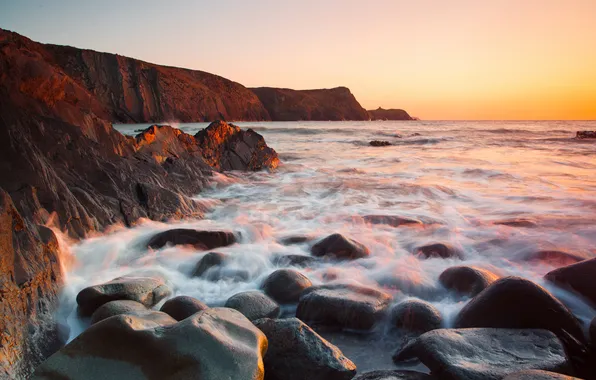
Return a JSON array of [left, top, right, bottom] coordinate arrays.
[[1, 0, 595, 120]]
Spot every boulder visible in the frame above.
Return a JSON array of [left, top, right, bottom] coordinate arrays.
[[91, 300, 176, 326], [190, 252, 249, 282], [354, 370, 435, 380], [296, 284, 392, 330], [438, 266, 499, 296], [414, 243, 462, 259], [253, 318, 356, 380], [393, 328, 570, 380], [311, 234, 370, 260], [225, 291, 280, 321], [261, 269, 312, 303], [159, 296, 209, 321], [521, 251, 585, 266], [390, 299, 442, 333], [361, 215, 422, 227], [576, 131, 596, 139], [369, 140, 392, 147], [503, 370, 582, 379], [454, 277, 585, 344], [76, 273, 172, 316], [493, 218, 537, 228], [278, 235, 314, 245], [545, 258, 596, 305], [146, 229, 236, 250], [271, 254, 322, 268], [191, 251, 227, 277], [33, 308, 267, 380]]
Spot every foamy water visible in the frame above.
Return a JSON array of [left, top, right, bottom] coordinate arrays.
[[58, 121, 596, 367]]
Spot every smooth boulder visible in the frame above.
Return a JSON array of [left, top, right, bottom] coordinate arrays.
[[354, 370, 436, 380], [225, 291, 280, 321], [160, 296, 208, 321], [311, 233, 370, 260], [76, 273, 171, 316], [439, 266, 499, 296], [391, 299, 442, 333], [147, 229, 236, 250], [393, 328, 569, 380], [297, 284, 392, 330], [414, 243, 462, 259], [503, 370, 582, 380], [261, 269, 312, 304], [253, 318, 356, 380], [454, 277, 584, 343], [33, 308, 268, 380], [191, 251, 227, 277], [545, 257, 596, 305], [90, 300, 176, 326]]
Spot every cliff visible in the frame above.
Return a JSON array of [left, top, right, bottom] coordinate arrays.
[[250, 86, 370, 121], [367, 107, 413, 120]]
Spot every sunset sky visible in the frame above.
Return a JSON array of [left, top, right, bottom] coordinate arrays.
[[1, 0, 595, 120]]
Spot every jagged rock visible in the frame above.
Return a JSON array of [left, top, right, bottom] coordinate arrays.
[[368, 108, 413, 121], [390, 299, 443, 333], [270, 254, 322, 268], [195, 120, 279, 171], [369, 140, 392, 147], [393, 328, 570, 380], [159, 296, 209, 321], [354, 370, 435, 380], [261, 269, 312, 304], [146, 228, 236, 250], [33, 308, 268, 380], [90, 300, 176, 326], [297, 284, 392, 330], [76, 273, 172, 316], [545, 258, 596, 305], [311, 233, 370, 260], [439, 266, 499, 296], [414, 243, 463, 259], [225, 291, 280, 321], [503, 370, 582, 380], [576, 131, 596, 139], [253, 318, 357, 380], [0, 189, 64, 379]]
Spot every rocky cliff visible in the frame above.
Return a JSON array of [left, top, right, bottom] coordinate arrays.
[[250, 86, 370, 121], [368, 107, 412, 120]]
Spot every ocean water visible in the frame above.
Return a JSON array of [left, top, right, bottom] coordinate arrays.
[[58, 120, 596, 371]]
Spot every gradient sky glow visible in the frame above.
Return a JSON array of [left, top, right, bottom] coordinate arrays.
[[1, 0, 595, 120]]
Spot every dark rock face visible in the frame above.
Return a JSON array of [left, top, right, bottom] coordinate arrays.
[[454, 277, 585, 344], [90, 300, 176, 326], [146, 228, 237, 250], [33, 308, 268, 380], [261, 269, 312, 304], [278, 235, 314, 245], [225, 291, 280, 321], [393, 328, 570, 380], [590, 318, 596, 344], [368, 108, 413, 121], [159, 296, 209, 321], [361, 215, 422, 227], [390, 299, 443, 333], [369, 140, 392, 147], [503, 370, 582, 380], [195, 120, 279, 171], [439, 266, 499, 296], [0, 190, 64, 379], [576, 131, 596, 139], [76, 273, 172, 316], [353, 370, 436, 380], [191, 252, 228, 277], [311, 233, 370, 260], [297, 284, 392, 330], [250, 86, 369, 121], [253, 318, 357, 380], [414, 243, 463, 259], [545, 258, 596, 305]]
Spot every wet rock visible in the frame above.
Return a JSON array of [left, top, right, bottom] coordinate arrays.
[[393, 328, 570, 380], [391, 299, 443, 333], [134, 181, 205, 221], [311, 233, 370, 260], [414, 243, 462, 259], [225, 291, 280, 321], [494, 218, 537, 228], [503, 370, 582, 380], [439, 266, 499, 296], [362, 215, 423, 227], [195, 120, 279, 171], [545, 258, 596, 305], [370, 140, 392, 147], [147, 228, 236, 250], [33, 308, 267, 380], [576, 131, 596, 139], [354, 370, 435, 380], [591, 318, 596, 343], [159, 296, 209, 321], [271, 254, 322, 268], [278, 235, 314, 245], [76, 273, 172, 316], [261, 269, 312, 303], [91, 300, 175, 326], [191, 251, 227, 277], [253, 317, 356, 380], [454, 277, 585, 344], [521, 250, 585, 266], [297, 284, 392, 330]]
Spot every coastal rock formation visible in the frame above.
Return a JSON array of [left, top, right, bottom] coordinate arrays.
[[146, 228, 237, 250], [311, 233, 370, 260], [225, 291, 281, 321], [250, 86, 370, 121], [545, 258, 596, 305], [369, 140, 392, 147], [576, 131, 596, 139], [368, 107, 413, 121], [159, 296, 209, 321], [0, 190, 64, 379], [353, 370, 435, 380], [439, 266, 499, 296], [261, 269, 313, 304], [390, 299, 443, 333]]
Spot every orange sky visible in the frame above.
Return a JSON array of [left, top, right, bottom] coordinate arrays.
[[2, 0, 596, 119]]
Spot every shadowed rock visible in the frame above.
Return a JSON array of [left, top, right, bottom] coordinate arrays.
[[494, 218, 537, 228], [414, 243, 463, 259], [368, 108, 413, 121], [361, 215, 423, 227], [278, 235, 314, 245], [545, 258, 596, 305], [160, 296, 208, 321], [191, 252, 228, 277], [253, 318, 357, 380], [390, 299, 443, 333], [576, 131, 596, 139], [521, 250, 585, 266], [271, 254, 323, 268], [225, 291, 280, 321], [261, 269, 312, 304], [311, 233, 370, 260], [369, 140, 392, 147], [91, 300, 176, 326], [439, 266, 499, 296], [146, 229, 236, 250], [354, 370, 436, 380], [503, 370, 582, 380]]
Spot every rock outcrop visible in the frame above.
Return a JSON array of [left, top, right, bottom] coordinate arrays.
[[368, 107, 413, 121], [250, 86, 370, 121], [576, 131, 596, 139]]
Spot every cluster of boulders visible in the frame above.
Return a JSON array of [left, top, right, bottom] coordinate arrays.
[[28, 227, 596, 379]]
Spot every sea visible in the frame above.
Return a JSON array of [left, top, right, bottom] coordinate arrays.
[[57, 120, 596, 371]]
